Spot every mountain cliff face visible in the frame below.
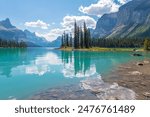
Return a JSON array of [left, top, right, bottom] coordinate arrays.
[[94, 0, 150, 39], [0, 18, 26, 41], [0, 18, 16, 29], [24, 30, 50, 47], [49, 36, 61, 47], [0, 18, 50, 47], [93, 13, 117, 38]]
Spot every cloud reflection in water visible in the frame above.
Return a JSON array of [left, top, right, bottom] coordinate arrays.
[[11, 52, 62, 76]]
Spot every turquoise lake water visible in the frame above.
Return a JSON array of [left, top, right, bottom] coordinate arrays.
[[0, 48, 149, 99]]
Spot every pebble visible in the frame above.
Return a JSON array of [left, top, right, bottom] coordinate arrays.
[[143, 92, 150, 98], [137, 62, 143, 66], [143, 61, 150, 64], [129, 71, 142, 75]]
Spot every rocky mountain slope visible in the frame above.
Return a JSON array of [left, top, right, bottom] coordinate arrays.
[[0, 18, 26, 41], [0, 18, 50, 47], [93, 13, 117, 38], [49, 36, 61, 47], [24, 30, 50, 47], [93, 0, 150, 39]]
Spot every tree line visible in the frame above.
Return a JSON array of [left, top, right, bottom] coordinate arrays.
[[61, 21, 92, 49], [92, 38, 145, 48], [61, 21, 149, 49], [144, 39, 150, 50], [0, 39, 27, 48]]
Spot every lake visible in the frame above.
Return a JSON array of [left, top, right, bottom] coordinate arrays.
[[0, 48, 149, 99]]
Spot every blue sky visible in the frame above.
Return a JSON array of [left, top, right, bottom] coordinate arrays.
[[0, 0, 131, 41]]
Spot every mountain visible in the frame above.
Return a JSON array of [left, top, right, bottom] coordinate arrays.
[[0, 18, 50, 47], [24, 30, 50, 47], [0, 18, 26, 41], [49, 36, 61, 47], [93, 0, 150, 39], [93, 13, 117, 38], [0, 18, 16, 29]]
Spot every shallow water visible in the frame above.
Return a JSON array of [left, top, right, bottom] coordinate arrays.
[[0, 48, 149, 99]]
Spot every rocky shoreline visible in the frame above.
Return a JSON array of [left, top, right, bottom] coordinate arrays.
[[30, 74, 136, 100], [104, 60, 150, 100], [30, 60, 150, 100]]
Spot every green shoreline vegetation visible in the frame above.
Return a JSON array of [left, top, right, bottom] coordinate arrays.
[[59, 47, 144, 52], [60, 21, 150, 52], [144, 39, 150, 50], [0, 38, 27, 48]]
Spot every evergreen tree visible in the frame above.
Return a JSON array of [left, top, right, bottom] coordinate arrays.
[[63, 31, 66, 47], [74, 21, 78, 49], [91, 38, 144, 48], [61, 34, 64, 47], [0, 38, 27, 48], [87, 29, 92, 48], [77, 26, 80, 48], [144, 39, 148, 50], [84, 22, 89, 48], [80, 26, 84, 48], [66, 33, 69, 47], [144, 39, 150, 50], [69, 33, 73, 47], [83, 22, 86, 48], [19, 40, 27, 48]]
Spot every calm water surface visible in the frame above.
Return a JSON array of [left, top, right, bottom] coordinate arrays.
[[0, 48, 149, 99]]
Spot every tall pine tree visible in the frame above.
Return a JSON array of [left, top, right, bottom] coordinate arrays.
[[77, 26, 80, 48], [69, 33, 73, 47], [80, 26, 84, 48], [61, 34, 64, 47], [66, 33, 69, 47], [84, 22, 89, 48], [74, 21, 78, 49]]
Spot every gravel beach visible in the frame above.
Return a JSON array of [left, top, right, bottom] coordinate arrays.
[[104, 60, 150, 100]]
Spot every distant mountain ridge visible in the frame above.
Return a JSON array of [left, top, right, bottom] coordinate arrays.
[[49, 36, 61, 47], [0, 18, 26, 41], [0, 18, 16, 29], [0, 18, 50, 47], [93, 0, 150, 39], [24, 30, 50, 47]]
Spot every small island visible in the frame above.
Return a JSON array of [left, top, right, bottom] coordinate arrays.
[[59, 21, 150, 52]]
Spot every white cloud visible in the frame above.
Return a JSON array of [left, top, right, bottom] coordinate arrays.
[[79, 0, 131, 17], [118, 0, 131, 4], [61, 15, 96, 29], [36, 28, 66, 42], [36, 15, 96, 41], [25, 20, 50, 29]]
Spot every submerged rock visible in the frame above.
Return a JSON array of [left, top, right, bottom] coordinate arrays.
[[30, 75, 136, 100], [132, 53, 142, 56], [29, 85, 98, 100], [137, 62, 144, 66], [81, 76, 136, 100]]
